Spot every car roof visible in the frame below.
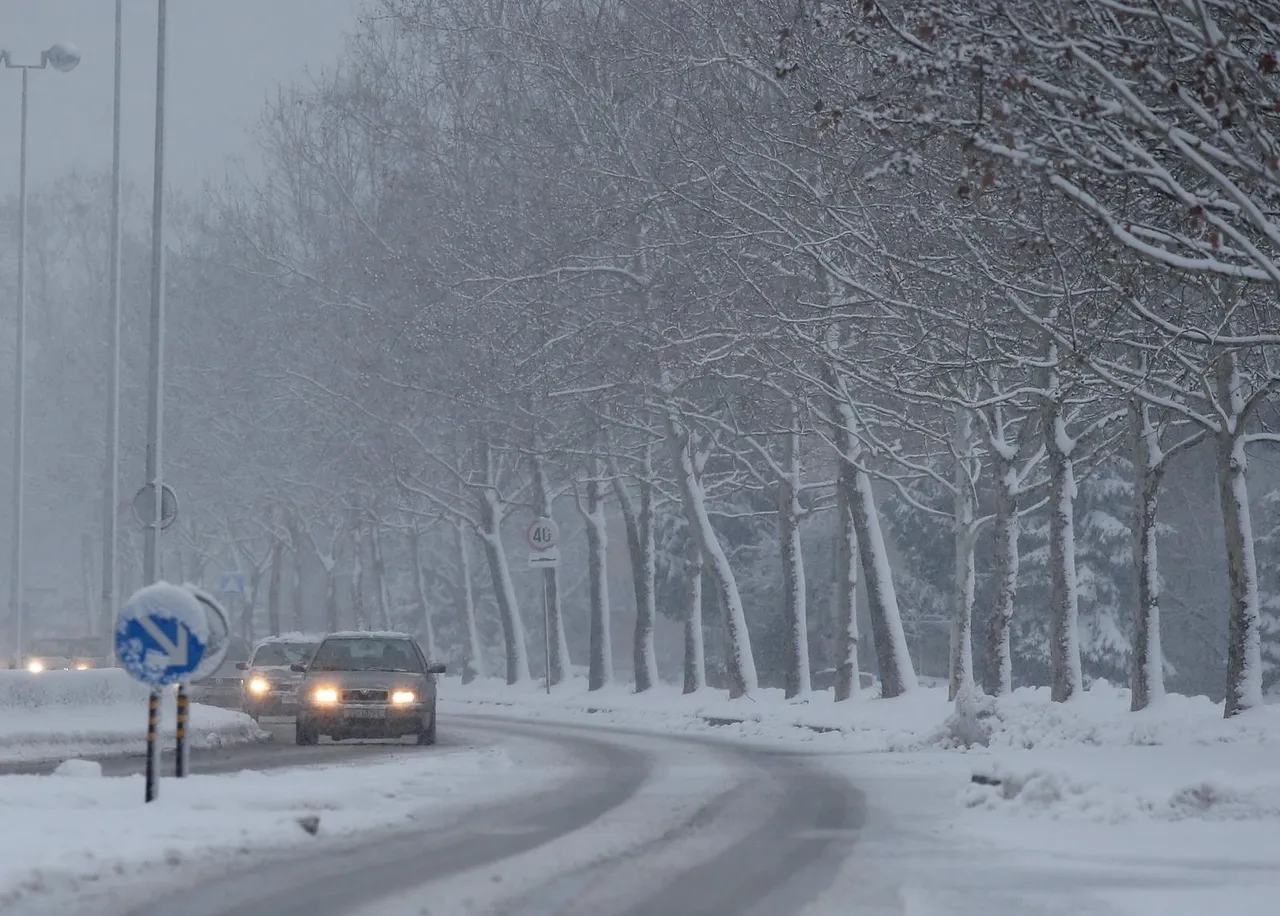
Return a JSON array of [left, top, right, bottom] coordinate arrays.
[[321, 630, 416, 641], [253, 632, 324, 648]]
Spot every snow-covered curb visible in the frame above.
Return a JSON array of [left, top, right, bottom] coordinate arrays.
[[0, 669, 265, 763]]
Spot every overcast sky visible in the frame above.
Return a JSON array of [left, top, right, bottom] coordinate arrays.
[[0, 0, 363, 198]]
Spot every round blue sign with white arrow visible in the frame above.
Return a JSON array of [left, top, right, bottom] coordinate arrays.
[[116, 582, 210, 686]]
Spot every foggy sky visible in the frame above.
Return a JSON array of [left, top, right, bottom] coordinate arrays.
[[0, 0, 362, 198]]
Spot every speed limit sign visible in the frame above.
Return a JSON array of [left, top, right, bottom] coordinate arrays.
[[526, 517, 560, 551]]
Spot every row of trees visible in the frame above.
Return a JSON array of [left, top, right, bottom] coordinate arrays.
[[3, 0, 1277, 715]]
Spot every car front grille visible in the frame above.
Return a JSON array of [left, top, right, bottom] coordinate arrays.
[[341, 689, 388, 703]]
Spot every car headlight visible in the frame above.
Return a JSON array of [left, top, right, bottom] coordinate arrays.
[[26, 659, 44, 673], [74, 661, 92, 670], [248, 677, 270, 695], [312, 687, 339, 705], [391, 690, 416, 705]]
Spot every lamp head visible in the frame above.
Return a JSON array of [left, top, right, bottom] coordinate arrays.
[[44, 41, 80, 73]]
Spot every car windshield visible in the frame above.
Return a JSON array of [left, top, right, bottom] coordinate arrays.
[[252, 642, 316, 667], [309, 637, 423, 673]]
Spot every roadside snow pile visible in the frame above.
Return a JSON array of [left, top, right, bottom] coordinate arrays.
[[442, 675, 949, 749], [0, 743, 559, 914], [926, 679, 1280, 751], [0, 669, 265, 763]]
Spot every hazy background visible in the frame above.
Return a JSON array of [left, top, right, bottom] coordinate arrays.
[[0, 0, 362, 196]]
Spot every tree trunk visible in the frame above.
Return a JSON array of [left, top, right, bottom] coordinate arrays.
[[409, 524, 438, 660], [1218, 350, 1264, 717], [1130, 400, 1165, 711], [665, 413, 757, 697], [949, 407, 978, 701], [532, 453, 569, 685], [266, 539, 283, 637], [246, 566, 263, 644], [351, 523, 367, 630], [583, 460, 614, 691], [983, 450, 1018, 696], [682, 532, 706, 694], [830, 392, 916, 698], [779, 410, 811, 700], [370, 522, 393, 630], [476, 440, 530, 685], [1044, 398, 1083, 703], [612, 455, 658, 693], [455, 523, 483, 683], [290, 536, 305, 633], [323, 563, 339, 634], [832, 434, 861, 701]]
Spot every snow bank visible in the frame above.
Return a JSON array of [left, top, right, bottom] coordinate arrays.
[[0, 669, 264, 763], [0, 742, 565, 915]]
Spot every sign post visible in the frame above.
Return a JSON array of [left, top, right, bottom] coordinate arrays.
[[115, 581, 228, 799], [526, 518, 560, 695]]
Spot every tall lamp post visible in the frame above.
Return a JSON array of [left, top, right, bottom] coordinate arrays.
[[102, 0, 124, 658], [1, 41, 80, 666]]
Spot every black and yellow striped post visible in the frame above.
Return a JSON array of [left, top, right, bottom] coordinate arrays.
[[175, 682, 189, 777], [145, 688, 161, 802]]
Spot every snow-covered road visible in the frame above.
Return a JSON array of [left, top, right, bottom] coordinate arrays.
[[6, 700, 1276, 915]]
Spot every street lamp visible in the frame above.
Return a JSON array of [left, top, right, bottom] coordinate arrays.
[[1, 41, 80, 666]]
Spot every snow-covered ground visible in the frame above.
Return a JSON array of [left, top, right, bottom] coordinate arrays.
[[0, 734, 572, 915], [446, 676, 1280, 914], [0, 669, 263, 763]]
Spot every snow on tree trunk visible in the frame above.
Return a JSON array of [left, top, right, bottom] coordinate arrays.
[[949, 406, 978, 701], [665, 412, 757, 697], [829, 392, 916, 698], [370, 523, 393, 631], [532, 453, 569, 685], [351, 523, 367, 630], [611, 451, 658, 693], [582, 463, 614, 691], [477, 489, 531, 685], [779, 408, 811, 700], [832, 433, 861, 701], [409, 524, 438, 661], [267, 538, 283, 637], [1217, 353, 1264, 717], [1044, 397, 1083, 703], [1130, 400, 1165, 712], [454, 522, 483, 684], [983, 451, 1018, 696], [682, 531, 706, 694]]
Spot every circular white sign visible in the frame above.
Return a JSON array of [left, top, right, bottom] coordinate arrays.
[[526, 517, 559, 551]]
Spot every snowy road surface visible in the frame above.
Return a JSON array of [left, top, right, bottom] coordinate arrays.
[[28, 714, 865, 916]]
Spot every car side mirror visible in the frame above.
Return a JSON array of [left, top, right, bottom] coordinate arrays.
[[234, 661, 247, 670], [290, 663, 307, 673], [426, 663, 447, 675]]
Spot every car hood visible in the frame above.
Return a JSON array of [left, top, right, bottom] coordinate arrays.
[[303, 670, 426, 690]]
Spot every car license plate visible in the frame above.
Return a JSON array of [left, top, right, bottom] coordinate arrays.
[[345, 706, 386, 719]]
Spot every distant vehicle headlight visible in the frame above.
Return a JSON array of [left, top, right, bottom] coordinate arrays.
[[312, 687, 339, 705], [391, 690, 416, 705], [74, 661, 92, 671], [248, 677, 270, 695], [26, 659, 45, 673]]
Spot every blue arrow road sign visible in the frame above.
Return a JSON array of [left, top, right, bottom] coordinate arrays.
[[115, 582, 208, 686]]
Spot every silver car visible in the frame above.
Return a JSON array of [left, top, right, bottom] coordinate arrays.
[[292, 632, 445, 746]]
